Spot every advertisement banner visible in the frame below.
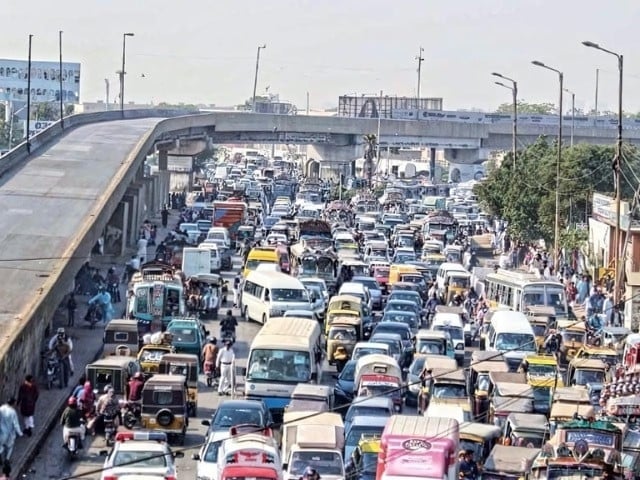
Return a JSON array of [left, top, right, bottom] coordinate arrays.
[[0, 58, 80, 103], [591, 193, 630, 229]]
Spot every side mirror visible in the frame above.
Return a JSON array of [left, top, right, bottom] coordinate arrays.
[[192, 453, 201, 460], [174, 451, 185, 458], [201, 419, 211, 427]]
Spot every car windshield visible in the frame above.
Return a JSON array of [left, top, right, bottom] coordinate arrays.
[[528, 364, 558, 378], [339, 362, 356, 381], [289, 451, 343, 476], [386, 303, 416, 313], [245, 259, 277, 271], [432, 383, 467, 398], [495, 333, 536, 352], [370, 339, 400, 355], [247, 349, 312, 382], [353, 348, 386, 359], [410, 358, 426, 375], [434, 325, 463, 340], [574, 369, 605, 386], [356, 279, 380, 291], [562, 331, 585, 343], [416, 339, 445, 355], [346, 426, 385, 445], [346, 406, 390, 421], [213, 407, 264, 429], [389, 293, 419, 303], [375, 326, 411, 341], [271, 288, 309, 302], [382, 314, 418, 330], [169, 328, 196, 343], [113, 450, 167, 467]]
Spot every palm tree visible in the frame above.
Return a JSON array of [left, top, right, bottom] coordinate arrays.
[[363, 134, 377, 188]]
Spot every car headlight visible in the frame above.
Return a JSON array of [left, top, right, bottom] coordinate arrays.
[[409, 383, 420, 393]]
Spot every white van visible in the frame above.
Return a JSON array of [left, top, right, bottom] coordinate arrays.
[[484, 310, 537, 371], [339, 282, 372, 312], [206, 227, 231, 249], [242, 272, 314, 324], [431, 313, 465, 365], [424, 404, 471, 423]]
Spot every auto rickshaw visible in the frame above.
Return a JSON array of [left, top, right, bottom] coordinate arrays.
[[326, 316, 362, 368], [482, 445, 539, 480], [525, 306, 556, 351], [575, 345, 620, 367], [459, 422, 502, 464], [325, 295, 362, 334], [158, 353, 199, 417], [549, 400, 595, 434], [488, 375, 533, 427], [566, 358, 607, 387], [557, 319, 587, 363], [85, 356, 141, 396], [103, 318, 140, 358], [140, 374, 188, 445], [468, 352, 509, 422], [502, 412, 549, 448], [443, 272, 471, 305], [137, 336, 175, 377]]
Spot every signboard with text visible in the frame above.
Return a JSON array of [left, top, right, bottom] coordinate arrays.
[[592, 193, 630, 230], [0, 58, 80, 103]]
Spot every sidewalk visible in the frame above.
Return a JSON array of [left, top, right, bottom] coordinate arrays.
[[13, 210, 178, 477]]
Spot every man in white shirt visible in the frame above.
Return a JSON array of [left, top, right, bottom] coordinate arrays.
[[136, 236, 148, 264], [216, 341, 236, 395]]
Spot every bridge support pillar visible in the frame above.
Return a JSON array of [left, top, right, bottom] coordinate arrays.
[[157, 150, 170, 207], [306, 144, 361, 178], [158, 149, 168, 171], [104, 201, 129, 256], [430, 148, 437, 183], [143, 177, 155, 217], [443, 148, 489, 182]]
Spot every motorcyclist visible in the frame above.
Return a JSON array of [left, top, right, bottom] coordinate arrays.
[[127, 372, 144, 403], [60, 396, 85, 449], [48, 327, 74, 380], [202, 337, 219, 378], [425, 293, 440, 323], [106, 267, 121, 303], [220, 310, 238, 339], [458, 450, 479, 480], [88, 287, 114, 324], [300, 466, 321, 480]]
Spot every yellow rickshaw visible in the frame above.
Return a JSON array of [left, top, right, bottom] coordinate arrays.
[[566, 358, 607, 387], [459, 422, 502, 464], [140, 374, 188, 445], [325, 295, 362, 334], [525, 306, 556, 351], [468, 352, 509, 422], [326, 316, 362, 366], [558, 319, 587, 363], [158, 353, 199, 417], [137, 342, 175, 376], [444, 272, 471, 305], [103, 318, 140, 358]]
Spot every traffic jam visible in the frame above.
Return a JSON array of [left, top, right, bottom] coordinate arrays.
[[75, 155, 640, 480]]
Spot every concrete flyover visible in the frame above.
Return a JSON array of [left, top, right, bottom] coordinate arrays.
[[0, 107, 638, 401]]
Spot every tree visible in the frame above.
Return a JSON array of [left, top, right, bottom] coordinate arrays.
[[495, 101, 556, 115], [31, 102, 59, 121], [474, 137, 639, 249]]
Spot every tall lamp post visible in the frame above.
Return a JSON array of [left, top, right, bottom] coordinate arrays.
[[532, 60, 564, 270], [120, 32, 135, 112], [26, 34, 33, 152], [416, 46, 424, 99], [251, 44, 267, 112], [563, 88, 575, 147], [583, 40, 624, 306], [59, 30, 64, 127], [492, 72, 518, 167]]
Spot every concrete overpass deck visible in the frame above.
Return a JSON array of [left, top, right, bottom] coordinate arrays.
[[0, 117, 164, 390]]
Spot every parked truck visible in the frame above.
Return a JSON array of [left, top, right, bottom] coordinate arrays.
[[181, 247, 215, 277], [212, 200, 247, 249], [281, 411, 345, 480]]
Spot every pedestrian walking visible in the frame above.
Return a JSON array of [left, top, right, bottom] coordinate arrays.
[[161, 206, 169, 228], [17, 375, 39, 437], [232, 273, 241, 308], [0, 398, 22, 466], [137, 235, 148, 264], [66, 293, 77, 327], [216, 341, 236, 395]]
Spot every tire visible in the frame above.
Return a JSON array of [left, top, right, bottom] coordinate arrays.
[[156, 409, 174, 427], [206, 376, 212, 387], [261, 314, 267, 325], [123, 412, 137, 430], [243, 307, 250, 323]]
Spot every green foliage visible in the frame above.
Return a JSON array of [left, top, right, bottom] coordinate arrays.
[[474, 137, 638, 248], [31, 102, 59, 121], [495, 101, 556, 115]]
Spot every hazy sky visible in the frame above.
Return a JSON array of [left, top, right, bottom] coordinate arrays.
[[4, 0, 639, 113]]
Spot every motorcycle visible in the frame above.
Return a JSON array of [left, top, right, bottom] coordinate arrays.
[[204, 361, 217, 388], [44, 352, 62, 390], [221, 328, 236, 344], [84, 303, 103, 329], [107, 282, 120, 303], [121, 401, 141, 430], [65, 420, 85, 460], [103, 413, 116, 446]]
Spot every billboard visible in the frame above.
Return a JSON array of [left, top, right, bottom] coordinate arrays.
[[338, 95, 443, 119], [0, 58, 80, 103]]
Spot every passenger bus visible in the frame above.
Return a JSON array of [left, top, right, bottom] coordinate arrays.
[[484, 269, 569, 318], [244, 317, 323, 422]]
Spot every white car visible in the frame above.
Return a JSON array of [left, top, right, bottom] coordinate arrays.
[[101, 431, 183, 480]]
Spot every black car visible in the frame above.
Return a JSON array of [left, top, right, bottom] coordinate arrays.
[[333, 359, 357, 410], [201, 399, 272, 438], [371, 321, 415, 367]]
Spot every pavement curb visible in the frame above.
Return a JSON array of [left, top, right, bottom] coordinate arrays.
[[15, 343, 104, 478]]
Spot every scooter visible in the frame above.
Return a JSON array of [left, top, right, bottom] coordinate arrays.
[[221, 328, 236, 344], [44, 352, 62, 390], [122, 402, 141, 430], [84, 303, 103, 329], [65, 421, 85, 460]]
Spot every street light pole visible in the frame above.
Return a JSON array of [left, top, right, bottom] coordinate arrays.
[[563, 88, 575, 147], [583, 41, 624, 307], [532, 60, 564, 270], [59, 30, 64, 127], [416, 46, 424, 99], [251, 44, 267, 112], [120, 33, 135, 112], [26, 34, 33, 152], [492, 72, 518, 167]]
